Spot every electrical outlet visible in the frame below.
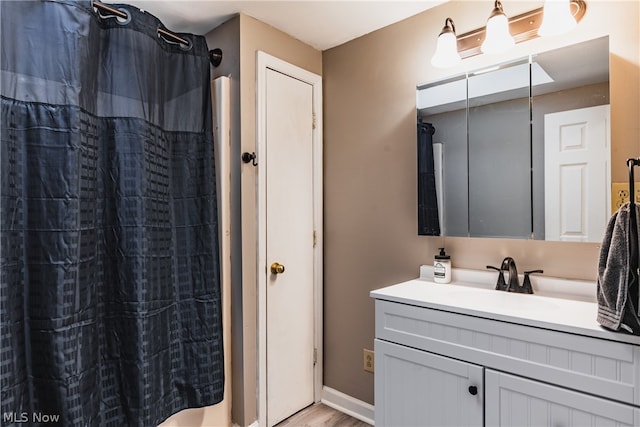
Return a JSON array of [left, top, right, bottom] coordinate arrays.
[[363, 349, 374, 373], [612, 182, 640, 212]]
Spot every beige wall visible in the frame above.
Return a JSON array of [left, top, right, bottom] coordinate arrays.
[[206, 13, 322, 426], [323, 0, 640, 405]]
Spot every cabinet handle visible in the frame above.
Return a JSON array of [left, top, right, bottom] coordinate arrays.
[[468, 385, 478, 395]]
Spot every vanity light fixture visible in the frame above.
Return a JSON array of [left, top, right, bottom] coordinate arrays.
[[430, 0, 587, 67], [431, 18, 462, 68], [481, 0, 515, 54], [538, 0, 577, 37]]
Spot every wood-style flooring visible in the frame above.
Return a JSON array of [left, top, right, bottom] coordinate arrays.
[[275, 403, 371, 427]]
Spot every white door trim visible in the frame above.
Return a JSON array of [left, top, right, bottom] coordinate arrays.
[[256, 51, 323, 427]]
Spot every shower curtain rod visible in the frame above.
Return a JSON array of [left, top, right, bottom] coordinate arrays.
[[92, 1, 189, 46], [92, 1, 223, 66]]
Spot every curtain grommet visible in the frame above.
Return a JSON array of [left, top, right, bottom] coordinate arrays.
[[96, 6, 131, 25], [114, 8, 131, 25], [178, 38, 192, 51]]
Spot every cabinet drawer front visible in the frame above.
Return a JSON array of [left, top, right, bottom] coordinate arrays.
[[486, 370, 640, 426], [376, 300, 640, 406], [375, 339, 483, 427]]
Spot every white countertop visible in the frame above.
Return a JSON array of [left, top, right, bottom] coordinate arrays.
[[371, 276, 640, 346]]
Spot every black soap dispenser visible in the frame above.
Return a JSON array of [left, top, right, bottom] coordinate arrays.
[[434, 248, 451, 284]]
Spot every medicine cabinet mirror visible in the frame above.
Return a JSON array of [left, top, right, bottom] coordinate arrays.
[[417, 36, 610, 241]]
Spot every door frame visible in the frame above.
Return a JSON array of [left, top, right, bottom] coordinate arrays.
[[256, 51, 323, 426]]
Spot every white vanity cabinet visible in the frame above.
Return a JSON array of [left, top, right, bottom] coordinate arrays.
[[375, 339, 483, 426], [372, 281, 640, 427], [485, 370, 640, 426]]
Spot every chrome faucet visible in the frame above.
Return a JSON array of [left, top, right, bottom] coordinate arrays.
[[487, 257, 543, 294]]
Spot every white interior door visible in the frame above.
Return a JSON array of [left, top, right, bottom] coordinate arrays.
[[265, 68, 315, 427], [544, 104, 610, 242]]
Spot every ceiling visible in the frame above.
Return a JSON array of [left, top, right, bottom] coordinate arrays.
[[124, 0, 448, 51]]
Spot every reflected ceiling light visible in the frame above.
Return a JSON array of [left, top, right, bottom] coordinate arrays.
[[431, 1, 588, 68], [481, 1, 515, 54], [538, 0, 577, 37], [431, 18, 462, 68]]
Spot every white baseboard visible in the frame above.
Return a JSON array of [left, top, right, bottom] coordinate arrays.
[[321, 386, 374, 425]]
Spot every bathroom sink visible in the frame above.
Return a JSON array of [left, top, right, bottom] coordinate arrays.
[[371, 267, 640, 345], [418, 264, 598, 302], [443, 287, 560, 314], [372, 277, 604, 339]]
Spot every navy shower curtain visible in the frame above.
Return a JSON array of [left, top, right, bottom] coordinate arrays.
[[417, 122, 441, 236], [0, 1, 223, 425]]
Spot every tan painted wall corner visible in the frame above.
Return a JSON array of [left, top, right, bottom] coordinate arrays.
[[323, 0, 639, 406]]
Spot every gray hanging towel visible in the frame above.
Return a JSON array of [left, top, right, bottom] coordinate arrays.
[[597, 202, 640, 334]]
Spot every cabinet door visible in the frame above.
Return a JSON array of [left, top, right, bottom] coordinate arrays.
[[375, 339, 483, 427], [486, 370, 640, 426]]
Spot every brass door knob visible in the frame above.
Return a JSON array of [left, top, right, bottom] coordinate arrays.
[[270, 262, 285, 275]]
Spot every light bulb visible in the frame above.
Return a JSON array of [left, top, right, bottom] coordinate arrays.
[[538, 0, 577, 37], [431, 18, 461, 68], [481, 1, 515, 54]]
